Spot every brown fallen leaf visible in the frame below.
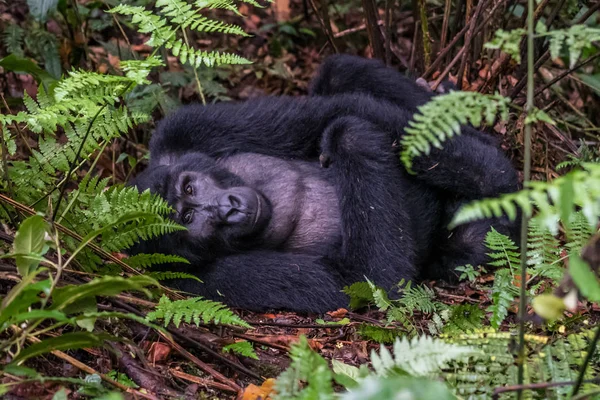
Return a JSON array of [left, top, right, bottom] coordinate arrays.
[[241, 378, 276, 400]]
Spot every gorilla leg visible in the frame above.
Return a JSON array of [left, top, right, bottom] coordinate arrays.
[[319, 116, 423, 288], [171, 251, 348, 313]]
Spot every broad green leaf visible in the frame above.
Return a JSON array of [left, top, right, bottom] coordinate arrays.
[[532, 294, 566, 320], [0, 55, 56, 89], [27, 0, 59, 22], [0, 277, 51, 329], [577, 73, 600, 95], [11, 332, 118, 364], [2, 364, 40, 378], [332, 359, 361, 389], [8, 310, 70, 326], [569, 253, 600, 303], [50, 275, 158, 312], [12, 215, 48, 276]]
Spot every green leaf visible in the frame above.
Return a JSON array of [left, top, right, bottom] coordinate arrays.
[[342, 376, 456, 400], [0, 54, 55, 91], [1, 364, 40, 378], [11, 332, 118, 364], [569, 253, 600, 303], [12, 215, 48, 276], [50, 275, 158, 312], [27, 0, 59, 22], [532, 293, 566, 320], [222, 341, 258, 359], [0, 277, 51, 328], [577, 73, 600, 95], [331, 359, 361, 389]]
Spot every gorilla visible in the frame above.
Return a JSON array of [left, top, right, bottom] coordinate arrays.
[[130, 55, 518, 313]]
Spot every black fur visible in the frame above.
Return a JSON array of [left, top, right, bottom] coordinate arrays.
[[130, 55, 519, 312], [309, 55, 520, 278]]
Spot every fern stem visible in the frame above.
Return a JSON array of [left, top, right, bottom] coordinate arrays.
[[571, 324, 600, 396], [517, 0, 535, 394], [182, 28, 206, 105]]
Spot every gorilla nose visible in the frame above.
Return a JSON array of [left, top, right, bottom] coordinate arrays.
[[217, 193, 254, 224]]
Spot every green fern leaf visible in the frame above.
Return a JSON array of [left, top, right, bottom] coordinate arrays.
[[371, 336, 476, 377], [274, 336, 334, 400], [400, 92, 510, 171], [146, 271, 201, 283], [146, 295, 251, 328], [222, 340, 258, 359]]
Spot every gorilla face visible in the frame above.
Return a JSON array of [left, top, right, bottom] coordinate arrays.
[[169, 170, 271, 240], [131, 153, 273, 255]]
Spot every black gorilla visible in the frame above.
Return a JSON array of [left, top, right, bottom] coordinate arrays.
[[130, 55, 518, 312]]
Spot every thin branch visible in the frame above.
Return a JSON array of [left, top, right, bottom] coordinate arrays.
[[517, 0, 535, 395]]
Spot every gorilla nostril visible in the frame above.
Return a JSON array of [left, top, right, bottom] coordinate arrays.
[[228, 194, 242, 209]]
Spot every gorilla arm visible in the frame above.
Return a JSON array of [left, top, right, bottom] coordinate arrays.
[[309, 54, 519, 199], [170, 251, 348, 313], [319, 116, 422, 289]]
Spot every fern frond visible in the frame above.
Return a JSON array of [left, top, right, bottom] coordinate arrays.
[[274, 336, 334, 400], [487, 269, 517, 329], [108, 5, 175, 47], [3, 24, 25, 57], [342, 281, 375, 309], [156, 0, 248, 36], [125, 254, 189, 269], [167, 42, 251, 67], [452, 163, 600, 235], [566, 210, 597, 255], [400, 92, 510, 171], [146, 295, 251, 328], [485, 227, 520, 271], [358, 324, 403, 344], [543, 24, 600, 68], [146, 271, 201, 282], [110, 2, 252, 69], [371, 336, 476, 377], [485, 28, 526, 62], [527, 218, 562, 282], [222, 340, 258, 359]]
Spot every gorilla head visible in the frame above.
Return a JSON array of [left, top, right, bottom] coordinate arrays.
[[130, 152, 341, 263], [131, 153, 274, 260]]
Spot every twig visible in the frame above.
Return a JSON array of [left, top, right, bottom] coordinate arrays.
[[158, 331, 243, 392], [14, 327, 157, 399], [417, 0, 431, 68], [509, 2, 600, 99], [232, 332, 291, 351], [492, 377, 600, 399], [250, 321, 347, 328], [334, 20, 383, 38], [307, 0, 338, 53], [170, 369, 238, 393], [362, 0, 385, 60], [517, 0, 535, 395], [169, 329, 262, 381], [423, 0, 502, 80], [535, 52, 600, 98], [456, 0, 485, 89]]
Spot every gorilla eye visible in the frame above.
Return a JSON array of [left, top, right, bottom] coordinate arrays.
[[182, 209, 194, 224], [184, 184, 193, 195]]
